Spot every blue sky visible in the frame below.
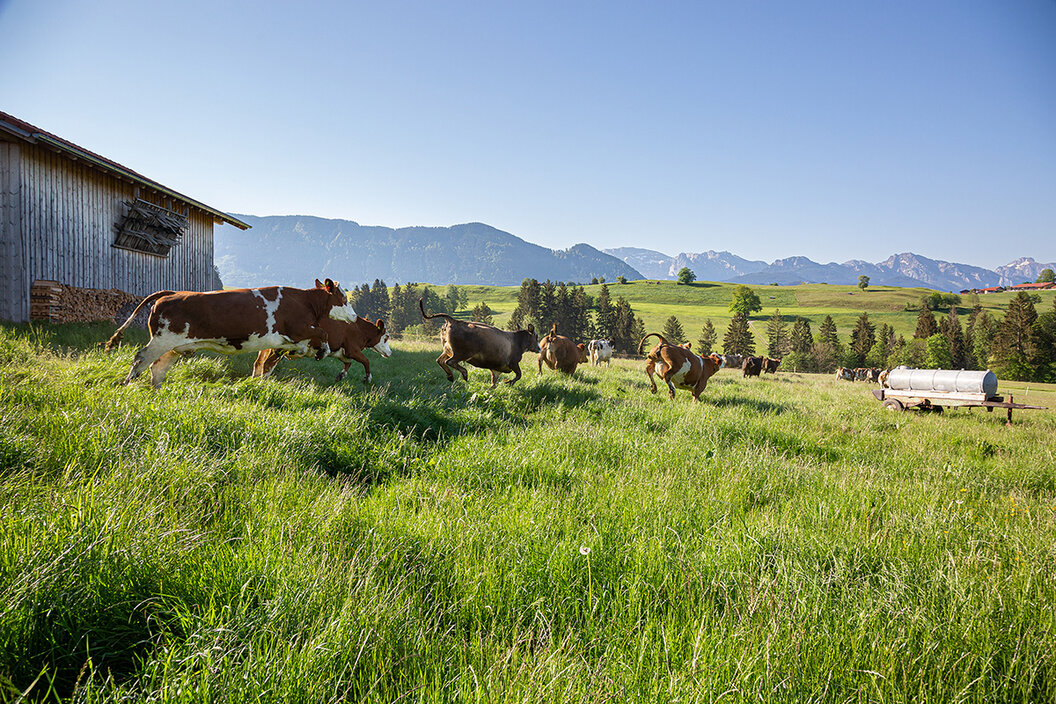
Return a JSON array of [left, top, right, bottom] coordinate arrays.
[[2, 0, 1054, 268]]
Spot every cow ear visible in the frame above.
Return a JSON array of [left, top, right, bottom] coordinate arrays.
[[376, 318, 385, 331], [527, 323, 535, 334], [315, 278, 324, 288], [324, 278, 335, 292]]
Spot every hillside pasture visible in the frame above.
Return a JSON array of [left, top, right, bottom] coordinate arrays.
[[1, 322, 1055, 702], [448, 280, 1056, 351]]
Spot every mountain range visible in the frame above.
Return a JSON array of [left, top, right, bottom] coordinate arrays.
[[604, 248, 1055, 291], [215, 215, 641, 288], [214, 214, 1054, 292]]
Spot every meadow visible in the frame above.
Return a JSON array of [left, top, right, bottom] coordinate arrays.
[[454, 280, 1056, 349], [2, 320, 1056, 703]]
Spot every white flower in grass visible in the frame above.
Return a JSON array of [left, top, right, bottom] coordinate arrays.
[[579, 545, 591, 556]]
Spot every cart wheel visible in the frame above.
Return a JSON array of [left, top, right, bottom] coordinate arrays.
[[882, 399, 905, 412]]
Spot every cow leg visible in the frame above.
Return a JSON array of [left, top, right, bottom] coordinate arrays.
[[490, 370, 500, 387], [505, 362, 522, 385], [645, 359, 658, 393], [666, 379, 677, 399], [662, 368, 679, 399], [447, 358, 470, 382], [345, 349, 370, 384], [121, 338, 174, 385], [149, 351, 182, 388], [283, 323, 331, 359], [435, 352, 455, 382]]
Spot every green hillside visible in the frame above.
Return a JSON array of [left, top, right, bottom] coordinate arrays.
[[450, 280, 1056, 348]]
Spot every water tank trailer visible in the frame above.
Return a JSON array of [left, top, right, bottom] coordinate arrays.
[[871, 368, 1046, 424]]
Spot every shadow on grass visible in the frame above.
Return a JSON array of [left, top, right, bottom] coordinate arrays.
[[710, 395, 793, 415]]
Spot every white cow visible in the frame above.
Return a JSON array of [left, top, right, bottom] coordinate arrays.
[[587, 339, 614, 366]]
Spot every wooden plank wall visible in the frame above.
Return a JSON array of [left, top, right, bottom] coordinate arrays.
[[16, 142, 217, 315], [0, 140, 27, 322]]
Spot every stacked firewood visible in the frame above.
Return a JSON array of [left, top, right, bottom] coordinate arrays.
[[30, 280, 143, 325]]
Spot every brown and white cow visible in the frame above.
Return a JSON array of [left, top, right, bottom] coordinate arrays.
[[106, 279, 357, 387], [639, 333, 722, 402], [420, 298, 539, 386], [252, 316, 392, 383], [835, 367, 855, 381], [538, 325, 589, 375]]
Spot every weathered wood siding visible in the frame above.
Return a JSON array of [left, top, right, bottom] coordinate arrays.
[[0, 140, 26, 321], [2, 141, 219, 321]]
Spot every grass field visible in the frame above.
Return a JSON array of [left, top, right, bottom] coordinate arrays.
[[2, 321, 1056, 702], [453, 280, 1056, 349]]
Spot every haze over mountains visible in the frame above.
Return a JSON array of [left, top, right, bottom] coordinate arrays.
[[214, 214, 1054, 292]]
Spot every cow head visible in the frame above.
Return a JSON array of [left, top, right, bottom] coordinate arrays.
[[372, 318, 392, 357], [519, 323, 541, 353], [316, 278, 358, 323], [577, 343, 589, 363]]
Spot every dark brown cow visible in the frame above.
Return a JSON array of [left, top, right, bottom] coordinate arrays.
[[253, 316, 392, 383], [106, 279, 356, 387], [538, 325, 588, 375], [742, 356, 762, 378], [639, 333, 722, 402], [762, 357, 781, 374], [420, 298, 539, 386]]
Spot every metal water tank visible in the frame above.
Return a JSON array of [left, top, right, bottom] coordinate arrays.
[[886, 368, 998, 398]]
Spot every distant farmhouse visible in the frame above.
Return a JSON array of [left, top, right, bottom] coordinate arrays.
[[961, 282, 1056, 295], [0, 111, 249, 322]]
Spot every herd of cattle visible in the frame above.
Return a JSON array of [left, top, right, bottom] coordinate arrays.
[[835, 366, 886, 384], [103, 282, 795, 400]]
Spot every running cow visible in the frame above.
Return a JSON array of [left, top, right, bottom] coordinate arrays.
[[253, 316, 392, 383], [420, 298, 539, 386], [587, 339, 614, 366], [639, 333, 722, 402], [538, 325, 589, 375], [106, 279, 357, 387]]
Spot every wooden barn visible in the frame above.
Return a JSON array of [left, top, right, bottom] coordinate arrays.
[[0, 111, 249, 323]]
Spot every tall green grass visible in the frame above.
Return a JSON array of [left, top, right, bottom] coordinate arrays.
[[1, 322, 1055, 702]]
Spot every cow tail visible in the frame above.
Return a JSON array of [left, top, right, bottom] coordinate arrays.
[[637, 332, 666, 355], [419, 297, 454, 323], [104, 290, 173, 351]]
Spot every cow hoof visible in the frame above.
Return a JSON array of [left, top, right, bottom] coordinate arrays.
[[315, 349, 326, 361]]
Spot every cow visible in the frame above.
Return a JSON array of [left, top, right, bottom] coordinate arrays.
[[420, 298, 539, 386], [538, 325, 589, 375], [587, 339, 614, 366], [252, 316, 392, 383], [762, 357, 781, 374], [835, 367, 855, 381], [742, 356, 762, 378], [639, 333, 722, 402], [721, 353, 743, 370], [105, 279, 356, 388], [865, 367, 881, 384], [878, 368, 892, 387], [854, 367, 869, 382]]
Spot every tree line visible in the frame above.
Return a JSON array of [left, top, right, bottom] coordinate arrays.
[[670, 286, 1056, 382], [346, 279, 647, 354]]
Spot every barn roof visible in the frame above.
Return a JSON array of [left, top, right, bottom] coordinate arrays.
[[0, 111, 250, 230]]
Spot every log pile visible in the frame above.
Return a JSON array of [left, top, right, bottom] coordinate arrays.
[[30, 280, 144, 325]]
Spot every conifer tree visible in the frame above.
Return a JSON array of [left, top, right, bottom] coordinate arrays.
[[765, 309, 788, 358], [991, 292, 1040, 380], [697, 319, 717, 354], [850, 312, 875, 366], [662, 315, 686, 345], [723, 313, 756, 356], [813, 315, 842, 372], [471, 301, 494, 325], [914, 307, 938, 339], [509, 278, 541, 330], [785, 317, 814, 371], [940, 307, 967, 369], [594, 283, 615, 339]]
